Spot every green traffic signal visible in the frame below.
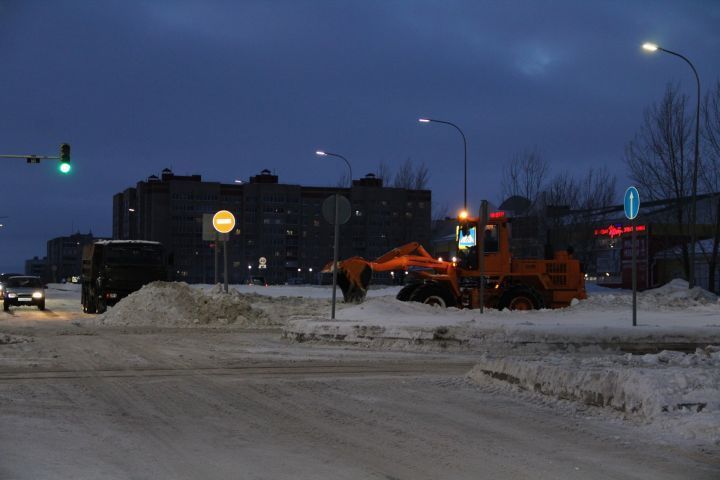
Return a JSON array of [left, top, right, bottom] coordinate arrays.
[[59, 143, 71, 174]]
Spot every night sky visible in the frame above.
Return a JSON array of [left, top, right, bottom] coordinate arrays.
[[0, 0, 719, 272]]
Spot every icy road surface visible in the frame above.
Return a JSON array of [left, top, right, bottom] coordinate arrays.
[[0, 283, 718, 479]]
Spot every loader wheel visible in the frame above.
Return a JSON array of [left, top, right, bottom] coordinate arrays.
[[499, 287, 543, 311], [409, 284, 456, 308], [396, 283, 421, 302]]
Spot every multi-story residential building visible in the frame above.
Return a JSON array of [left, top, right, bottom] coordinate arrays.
[[113, 168, 432, 284], [24, 256, 48, 281], [46, 232, 99, 283]]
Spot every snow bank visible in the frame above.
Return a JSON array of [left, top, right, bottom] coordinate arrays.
[[96, 282, 275, 327], [468, 347, 720, 445], [576, 279, 719, 311], [0, 333, 32, 345]]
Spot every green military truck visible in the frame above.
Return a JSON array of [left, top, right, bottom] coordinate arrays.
[[81, 240, 167, 314]]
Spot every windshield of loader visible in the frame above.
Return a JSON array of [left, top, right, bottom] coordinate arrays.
[[456, 223, 498, 269], [456, 222, 478, 269]]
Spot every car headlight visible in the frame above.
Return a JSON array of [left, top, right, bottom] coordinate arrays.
[[7, 293, 17, 298], [32, 291, 44, 299]]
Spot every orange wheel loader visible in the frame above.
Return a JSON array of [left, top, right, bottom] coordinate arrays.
[[324, 211, 586, 310]]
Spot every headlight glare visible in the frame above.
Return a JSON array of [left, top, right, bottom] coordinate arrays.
[[32, 291, 44, 299]]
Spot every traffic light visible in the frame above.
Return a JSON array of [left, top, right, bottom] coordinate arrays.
[[59, 143, 71, 174]]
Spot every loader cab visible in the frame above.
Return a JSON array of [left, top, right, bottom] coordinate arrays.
[[456, 213, 510, 272]]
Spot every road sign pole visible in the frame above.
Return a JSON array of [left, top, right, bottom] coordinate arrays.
[[632, 217, 637, 327], [331, 195, 340, 320], [625, 186, 640, 327], [224, 237, 229, 293], [479, 200, 488, 314], [214, 232, 219, 285]]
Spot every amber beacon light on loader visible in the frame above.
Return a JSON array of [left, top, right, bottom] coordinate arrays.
[[324, 207, 587, 310]]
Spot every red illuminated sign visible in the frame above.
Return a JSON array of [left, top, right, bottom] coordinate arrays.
[[594, 224, 646, 238], [489, 211, 505, 219]]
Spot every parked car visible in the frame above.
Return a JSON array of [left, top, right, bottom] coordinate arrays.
[[2, 276, 46, 311], [0, 272, 24, 299], [250, 276, 267, 286]]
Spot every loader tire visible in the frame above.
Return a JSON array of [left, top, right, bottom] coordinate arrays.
[[498, 286, 543, 311], [409, 284, 456, 308], [396, 283, 421, 302]]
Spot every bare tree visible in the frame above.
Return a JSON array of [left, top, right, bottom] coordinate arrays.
[[376, 161, 393, 186], [335, 172, 351, 188], [699, 80, 720, 291], [393, 158, 415, 189], [431, 202, 450, 222], [413, 162, 430, 190], [625, 83, 693, 278], [543, 172, 579, 208], [500, 147, 548, 211], [577, 166, 617, 211]]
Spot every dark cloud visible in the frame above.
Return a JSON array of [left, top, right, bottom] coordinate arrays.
[[0, 0, 718, 271]]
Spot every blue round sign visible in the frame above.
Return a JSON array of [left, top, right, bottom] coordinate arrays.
[[624, 186, 640, 220]]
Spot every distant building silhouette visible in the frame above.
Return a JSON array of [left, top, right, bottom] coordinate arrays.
[[113, 169, 431, 284]]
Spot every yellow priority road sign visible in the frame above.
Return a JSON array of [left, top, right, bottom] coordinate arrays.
[[212, 210, 236, 234]]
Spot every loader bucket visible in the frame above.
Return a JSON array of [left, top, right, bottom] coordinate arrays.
[[335, 259, 373, 303]]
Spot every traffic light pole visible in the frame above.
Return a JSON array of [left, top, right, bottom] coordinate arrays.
[[0, 154, 59, 161], [1, 143, 71, 173]]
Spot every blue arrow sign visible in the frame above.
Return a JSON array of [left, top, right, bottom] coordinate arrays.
[[624, 186, 640, 220]]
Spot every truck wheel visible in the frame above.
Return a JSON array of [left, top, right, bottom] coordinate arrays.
[[499, 286, 543, 311], [84, 288, 97, 314], [37, 301, 45, 311], [97, 296, 107, 314], [3, 301, 8, 312], [396, 283, 421, 302], [409, 284, 456, 308]]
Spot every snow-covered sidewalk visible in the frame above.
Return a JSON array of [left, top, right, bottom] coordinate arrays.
[[282, 280, 720, 350]]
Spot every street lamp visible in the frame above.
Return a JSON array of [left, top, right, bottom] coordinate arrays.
[[419, 117, 468, 210], [642, 42, 701, 288], [315, 150, 353, 187]]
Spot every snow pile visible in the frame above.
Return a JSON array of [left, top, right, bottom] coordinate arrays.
[[96, 282, 275, 327], [0, 333, 32, 345], [577, 279, 719, 311], [468, 347, 720, 445]]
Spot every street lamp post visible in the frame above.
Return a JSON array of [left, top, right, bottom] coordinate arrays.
[[642, 42, 701, 288], [315, 150, 353, 319], [315, 151, 353, 188], [419, 117, 468, 211]]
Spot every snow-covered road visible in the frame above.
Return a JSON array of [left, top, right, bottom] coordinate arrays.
[[1, 281, 719, 478], [1, 330, 718, 480]]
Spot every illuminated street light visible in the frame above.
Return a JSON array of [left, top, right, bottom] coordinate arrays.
[[418, 117, 468, 210], [642, 41, 701, 288], [315, 150, 352, 186], [642, 42, 659, 52], [459, 209, 468, 220]]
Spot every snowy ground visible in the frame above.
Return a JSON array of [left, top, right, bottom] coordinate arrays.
[[1, 279, 719, 477]]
